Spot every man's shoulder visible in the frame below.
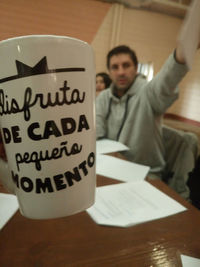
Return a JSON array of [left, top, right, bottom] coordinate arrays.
[[96, 88, 111, 101], [128, 74, 148, 96]]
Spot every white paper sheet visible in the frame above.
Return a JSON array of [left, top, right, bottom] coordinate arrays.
[[0, 193, 19, 230], [181, 255, 200, 267], [96, 139, 129, 154], [87, 181, 187, 227], [178, 0, 200, 69], [96, 154, 150, 182]]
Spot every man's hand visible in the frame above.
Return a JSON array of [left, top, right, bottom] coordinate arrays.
[[175, 45, 185, 64]]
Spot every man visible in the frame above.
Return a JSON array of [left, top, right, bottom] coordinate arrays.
[[96, 45, 198, 199]]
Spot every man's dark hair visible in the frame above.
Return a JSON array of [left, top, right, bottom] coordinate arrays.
[[107, 45, 138, 69]]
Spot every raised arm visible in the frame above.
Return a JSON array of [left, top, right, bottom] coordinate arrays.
[[175, 41, 200, 64]]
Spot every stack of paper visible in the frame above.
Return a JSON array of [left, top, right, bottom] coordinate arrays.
[[0, 193, 19, 230], [97, 154, 150, 182], [96, 139, 129, 154], [87, 181, 187, 227], [96, 139, 150, 182], [94, 140, 186, 228], [181, 255, 200, 267]]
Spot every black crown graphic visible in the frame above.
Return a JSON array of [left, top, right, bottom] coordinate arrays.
[[0, 56, 85, 84]]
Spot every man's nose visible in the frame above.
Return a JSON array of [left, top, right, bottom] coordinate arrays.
[[117, 66, 125, 76]]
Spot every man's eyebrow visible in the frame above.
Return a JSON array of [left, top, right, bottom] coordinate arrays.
[[111, 63, 118, 68], [123, 61, 131, 65]]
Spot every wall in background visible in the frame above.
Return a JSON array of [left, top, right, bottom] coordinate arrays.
[[0, 0, 110, 44], [0, 0, 200, 121]]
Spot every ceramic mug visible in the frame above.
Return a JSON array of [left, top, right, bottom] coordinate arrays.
[[0, 35, 96, 219]]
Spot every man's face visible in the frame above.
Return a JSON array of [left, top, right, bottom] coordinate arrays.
[[108, 53, 137, 94]]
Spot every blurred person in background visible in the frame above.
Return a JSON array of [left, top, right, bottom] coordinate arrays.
[[96, 72, 111, 97]]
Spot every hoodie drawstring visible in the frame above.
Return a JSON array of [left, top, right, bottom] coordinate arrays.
[[106, 95, 131, 141]]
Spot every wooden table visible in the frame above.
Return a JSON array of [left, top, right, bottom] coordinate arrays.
[[0, 176, 200, 267]]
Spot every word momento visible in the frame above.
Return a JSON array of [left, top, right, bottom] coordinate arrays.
[[12, 152, 95, 194]]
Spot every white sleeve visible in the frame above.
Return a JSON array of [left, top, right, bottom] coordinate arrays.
[[146, 52, 189, 114]]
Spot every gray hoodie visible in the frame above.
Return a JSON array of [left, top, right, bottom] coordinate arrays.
[[96, 52, 188, 176]]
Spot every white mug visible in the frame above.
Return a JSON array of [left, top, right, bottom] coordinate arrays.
[[0, 35, 96, 219]]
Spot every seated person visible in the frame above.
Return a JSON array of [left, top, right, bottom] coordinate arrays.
[[96, 44, 199, 200], [96, 72, 111, 97]]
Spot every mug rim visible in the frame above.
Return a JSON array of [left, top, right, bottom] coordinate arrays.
[[0, 34, 88, 45]]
